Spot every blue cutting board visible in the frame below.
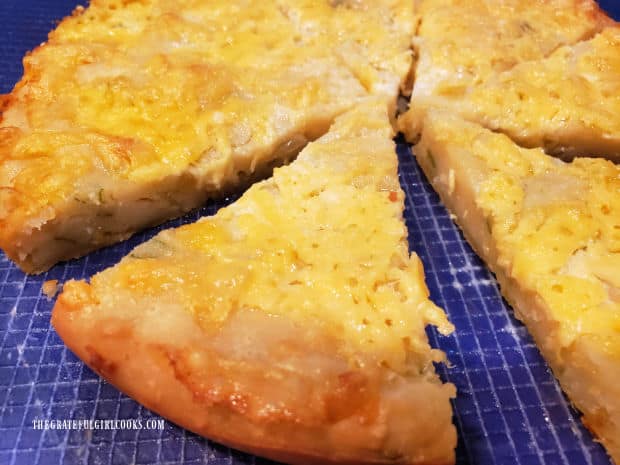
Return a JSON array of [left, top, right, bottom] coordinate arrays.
[[1, 2, 619, 464]]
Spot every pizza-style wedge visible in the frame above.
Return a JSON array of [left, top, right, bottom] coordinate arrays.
[[52, 101, 457, 465], [400, 110, 620, 463], [0, 0, 415, 273], [408, 0, 613, 134], [404, 26, 620, 161]]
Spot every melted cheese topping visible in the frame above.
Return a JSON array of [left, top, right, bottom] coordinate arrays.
[[444, 27, 620, 158], [422, 113, 620, 354], [70, 101, 453, 373], [412, 0, 610, 102], [0, 0, 414, 238]]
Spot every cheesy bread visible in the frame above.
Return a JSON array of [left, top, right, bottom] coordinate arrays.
[[52, 101, 457, 465], [0, 0, 415, 273], [400, 111, 620, 463], [406, 26, 620, 161], [408, 0, 613, 135]]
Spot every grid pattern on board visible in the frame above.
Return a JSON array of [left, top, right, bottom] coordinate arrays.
[[1, 1, 619, 465], [397, 142, 610, 465]]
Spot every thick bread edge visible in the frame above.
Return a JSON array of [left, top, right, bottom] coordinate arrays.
[[51, 283, 455, 465], [411, 114, 620, 464]]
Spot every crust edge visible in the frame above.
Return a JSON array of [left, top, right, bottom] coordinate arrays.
[[51, 282, 456, 465], [409, 112, 620, 464]]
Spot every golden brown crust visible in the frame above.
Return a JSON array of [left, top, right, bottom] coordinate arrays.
[[581, 0, 618, 27], [0, 0, 416, 273], [52, 287, 455, 465], [51, 102, 457, 464], [0, 94, 11, 116]]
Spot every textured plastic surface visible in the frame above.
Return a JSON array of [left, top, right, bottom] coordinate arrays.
[[0, 2, 618, 464]]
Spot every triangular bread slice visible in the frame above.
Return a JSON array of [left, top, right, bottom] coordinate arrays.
[[52, 100, 457, 465], [404, 26, 620, 161], [401, 110, 620, 462], [0, 0, 415, 273]]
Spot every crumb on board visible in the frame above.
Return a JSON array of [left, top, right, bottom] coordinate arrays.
[[42, 280, 59, 299]]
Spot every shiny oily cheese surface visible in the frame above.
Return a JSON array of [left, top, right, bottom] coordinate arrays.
[[0, 0, 414, 273], [0, 1, 619, 465], [52, 101, 458, 465]]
